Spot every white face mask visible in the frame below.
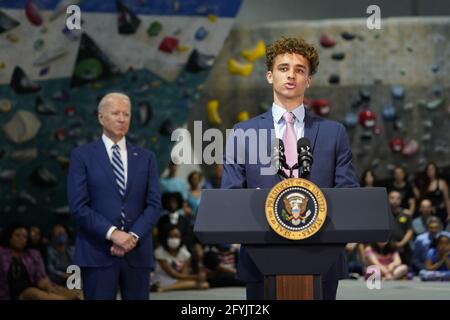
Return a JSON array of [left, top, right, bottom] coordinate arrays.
[[167, 238, 180, 249]]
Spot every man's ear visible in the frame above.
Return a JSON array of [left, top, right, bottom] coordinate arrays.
[[266, 70, 273, 84], [98, 112, 104, 126], [306, 76, 312, 88]]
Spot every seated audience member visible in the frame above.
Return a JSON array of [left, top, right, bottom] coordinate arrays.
[[47, 224, 75, 286], [202, 164, 223, 189], [412, 199, 434, 236], [346, 243, 365, 278], [202, 244, 245, 287], [28, 225, 48, 265], [364, 242, 408, 281], [412, 217, 449, 273], [387, 166, 418, 216], [151, 226, 209, 293], [186, 171, 202, 226], [389, 190, 414, 266], [360, 169, 377, 188], [419, 234, 450, 281], [0, 225, 81, 300], [160, 161, 188, 200], [419, 162, 450, 228], [157, 192, 193, 248]]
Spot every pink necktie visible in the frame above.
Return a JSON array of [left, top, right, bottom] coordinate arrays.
[[283, 112, 298, 178]]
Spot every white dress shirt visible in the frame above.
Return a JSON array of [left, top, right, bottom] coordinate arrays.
[[102, 134, 138, 241], [102, 134, 128, 187], [271, 102, 305, 140]]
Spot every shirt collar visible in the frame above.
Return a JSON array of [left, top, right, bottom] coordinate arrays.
[[272, 102, 305, 124], [102, 134, 127, 151]]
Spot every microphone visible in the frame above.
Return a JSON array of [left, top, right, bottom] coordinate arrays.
[[271, 139, 289, 179], [297, 138, 313, 177]]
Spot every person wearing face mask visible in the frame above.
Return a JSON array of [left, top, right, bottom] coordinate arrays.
[[151, 226, 209, 293], [157, 192, 194, 250], [0, 225, 81, 300], [46, 224, 75, 286]]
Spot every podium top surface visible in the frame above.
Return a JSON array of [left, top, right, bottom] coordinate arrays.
[[194, 187, 392, 244]]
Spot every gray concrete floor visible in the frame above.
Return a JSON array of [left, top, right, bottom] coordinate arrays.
[[149, 278, 450, 300]]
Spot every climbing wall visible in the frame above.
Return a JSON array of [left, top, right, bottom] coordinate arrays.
[[189, 17, 450, 181], [0, 0, 242, 230]]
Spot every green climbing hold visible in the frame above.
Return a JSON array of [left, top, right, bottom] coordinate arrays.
[[147, 21, 162, 37]]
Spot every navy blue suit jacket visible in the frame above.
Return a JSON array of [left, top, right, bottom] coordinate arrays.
[[68, 139, 161, 269], [221, 109, 359, 282]]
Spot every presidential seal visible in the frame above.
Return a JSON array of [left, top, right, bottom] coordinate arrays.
[[265, 178, 327, 240]]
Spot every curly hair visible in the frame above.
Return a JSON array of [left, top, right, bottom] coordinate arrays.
[[266, 37, 319, 75]]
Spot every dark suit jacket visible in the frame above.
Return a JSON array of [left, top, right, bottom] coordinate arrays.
[[68, 139, 161, 268]]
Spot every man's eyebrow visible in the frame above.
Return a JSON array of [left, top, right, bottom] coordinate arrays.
[[276, 63, 307, 69]]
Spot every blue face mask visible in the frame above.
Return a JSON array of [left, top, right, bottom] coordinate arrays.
[[54, 234, 68, 245]]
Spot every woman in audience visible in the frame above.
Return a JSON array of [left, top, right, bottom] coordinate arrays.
[[419, 162, 450, 227], [28, 225, 48, 265], [151, 226, 209, 293], [364, 242, 408, 280], [419, 234, 450, 281], [47, 224, 75, 286], [0, 225, 81, 300], [186, 171, 203, 226], [360, 169, 377, 188]]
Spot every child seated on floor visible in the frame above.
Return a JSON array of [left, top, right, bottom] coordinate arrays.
[[419, 234, 450, 281], [151, 226, 209, 292], [364, 242, 408, 280]]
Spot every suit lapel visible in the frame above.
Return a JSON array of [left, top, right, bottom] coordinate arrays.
[[258, 110, 275, 157], [95, 139, 122, 198], [258, 109, 282, 183], [124, 141, 139, 199], [304, 110, 319, 152]]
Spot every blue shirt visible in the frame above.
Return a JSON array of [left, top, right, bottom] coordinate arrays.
[[426, 248, 450, 271], [413, 231, 450, 270]]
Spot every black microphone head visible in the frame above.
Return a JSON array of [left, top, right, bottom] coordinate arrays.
[[297, 137, 311, 150], [276, 138, 284, 150]]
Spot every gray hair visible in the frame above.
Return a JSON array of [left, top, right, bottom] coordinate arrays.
[[426, 216, 443, 229], [98, 92, 131, 113]]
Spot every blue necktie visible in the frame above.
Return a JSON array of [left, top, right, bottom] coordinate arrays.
[[111, 144, 126, 230]]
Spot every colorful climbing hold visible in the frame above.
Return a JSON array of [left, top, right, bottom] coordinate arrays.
[[358, 110, 376, 128], [147, 21, 162, 37], [228, 59, 253, 76], [320, 35, 336, 48], [25, 0, 43, 26], [207, 99, 222, 125], [241, 40, 266, 62], [159, 37, 179, 53], [195, 26, 208, 41], [237, 111, 249, 122]]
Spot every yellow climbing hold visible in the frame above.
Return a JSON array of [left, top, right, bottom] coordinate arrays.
[[237, 111, 249, 122], [207, 99, 222, 125], [207, 14, 217, 23], [0, 62, 5, 69], [228, 58, 253, 76], [6, 33, 19, 43], [177, 45, 190, 52], [241, 40, 266, 62]]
